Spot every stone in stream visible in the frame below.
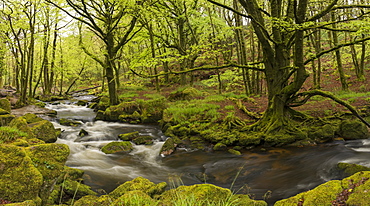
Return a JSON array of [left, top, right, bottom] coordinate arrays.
[[132, 135, 153, 145], [78, 129, 89, 137], [118, 131, 139, 141], [101, 141, 133, 154], [58, 118, 82, 127]]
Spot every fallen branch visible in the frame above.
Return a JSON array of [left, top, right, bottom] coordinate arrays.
[[290, 89, 370, 128]]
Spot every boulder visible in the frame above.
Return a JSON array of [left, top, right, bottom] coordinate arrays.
[[160, 138, 177, 156], [76, 100, 88, 106], [101, 141, 133, 154], [0, 108, 10, 115], [0, 98, 11, 112], [338, 120, 370, 140], [73, 195, 110, 206], [308, 124, 335, 143], [109, 176, 167, 199], [118, 131, 139, 141], [29, 120, 59, 143], [111, 190, 156, 206], [132, 135, 153, 145], [0, 114, 15, 126], [275, 171, 370, 206], [0, 145, 43, 203], [9, 117, 35, 139], [59, 118, 82, 127], [22, 113, 43, 124], [78, 129, 89, 137], [337, 162, 370, 176]]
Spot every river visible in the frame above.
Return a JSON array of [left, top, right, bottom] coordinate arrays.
[[45, 99, 370, 205]]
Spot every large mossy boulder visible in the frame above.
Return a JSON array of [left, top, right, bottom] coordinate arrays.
[[159, 184, 266, 206], [73, 195, 111, 206], [0, 145, 43, 203], [22, 113, 43, 124], [9, 117, 36, 139], [308, 124, 336, 143], [29, 120, 59, 143], [275, 171, 370, 206], [338, 119, 370, 140], [0, 98, 11, 112], [101, 141, 133, 154], [25, 144, 70, 201], [111, 190, 156, 206], [109, 176, 167, 199]]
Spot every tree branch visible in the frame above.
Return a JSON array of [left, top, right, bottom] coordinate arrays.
[[290, 90, 370, 128]]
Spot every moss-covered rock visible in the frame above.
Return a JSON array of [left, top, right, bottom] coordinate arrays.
[[337, 162, 370, 177], [78, 129, 89, 137], [25, 144, 70, 201], [159, 184, 233, 205], [275, 180, 342, 206], [0, 108, 10, 115], [0, 114, 15, 126], [22, 113, 43, 124], [338, 119, 370, 140], [109, 176, 167, 199], [0, 145, 43, 203], [59, 118, 82, 127], [9, 117, 35, 139], [0, 126, 28, 144], [276, 171, 370, 206], [213, 142, 227, 151], [76, 100, 88, 106], [160, 138, 177, 156], [73, 195, 110, 206], [4, 199, 40, 206], [132, 135, 154, 145], [29, 120, 59, 143], [101, 141, 133, 154], [118, 131, 139, 141], [59, 179, 97, 201], [228, 149, 241, 155], [168, 87, 202, 101], [0, 98, 11, 112], [308, 124, 335, 143], [111, 190, 156, 206]]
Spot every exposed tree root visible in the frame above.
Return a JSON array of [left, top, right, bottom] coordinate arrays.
[[290, 89, 370, 128], [229, 98, 262, 120]]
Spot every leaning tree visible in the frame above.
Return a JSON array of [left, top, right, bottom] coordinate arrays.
[[209, 0, 370, 143]]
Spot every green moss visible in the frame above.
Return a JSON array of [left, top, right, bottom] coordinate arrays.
[[0, 114, 15, 126], [275, 180, 342, 206], [0, 108, 10, 115], [168, 87, 202, 101], [59, 118, 82, 126], [29, 120, 59, 143], [101, 141, 133, 154], [337, 163, 370, 177], [228, 149, 241, 155], [213, 143, 227, 151], [132, 135, 153, 145], [345, 175, 370, 205], [111, 190, 156, 206], [238, 132, 262, 146], [0, 126, 28, 143], [73, 195, 111, 206], [9, 117, 35, 139], [60, 179, 97, 200], [25, 144, 70, 201], [76, 100, 88, 106], [338, 119, 370, 140], [160, 138, 177, 156], [4, 200, 38, 206], [118, 131, 139, 141], [160, 184, 232, 205], [308, 124, 335, 143], [22, 113, 43, 124], [109, 176, 167, 199], [0, 145, 43, 202], [0, 98, 11, 112]]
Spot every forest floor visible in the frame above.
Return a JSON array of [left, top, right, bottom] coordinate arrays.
[[129, 67, 370, 124]]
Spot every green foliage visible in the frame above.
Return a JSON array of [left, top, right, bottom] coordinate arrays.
[[163, 102, 220, 124], [0, 126, 27, 143]]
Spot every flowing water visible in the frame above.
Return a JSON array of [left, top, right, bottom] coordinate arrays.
[[46, 101, 370, 205]]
